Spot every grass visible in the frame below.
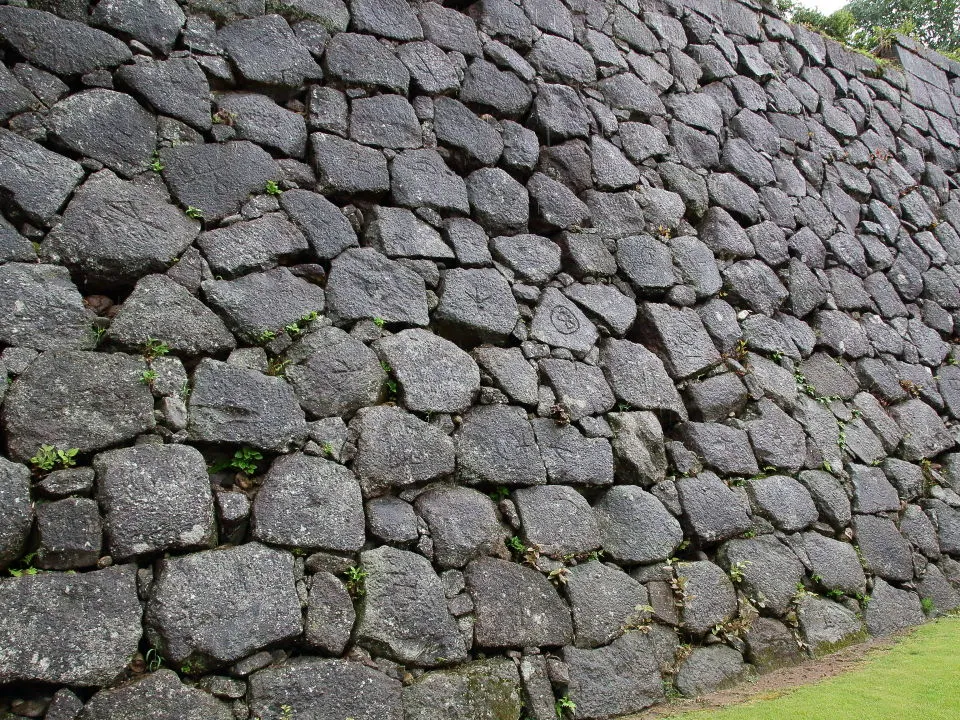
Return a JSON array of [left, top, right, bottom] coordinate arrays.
[[652, 616, 960, 720]]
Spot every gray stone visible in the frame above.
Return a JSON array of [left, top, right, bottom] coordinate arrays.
[[0, 127, 83, 225], [566, 562, 647, 648], [392, 148, 470, 214], [78, 670, 233, 720], [0, 458, 31, 571], [357, 546, 467, 666], [467, 557, 572, 648], [747, 475, 818, 532], [351, 0, 421, 39], [698, 207, 755, 259], [599, 339, 686, 419], [564, 632, 664, 718], [0, 565, 141, 685], [924, 500, 960, 557], [107, 275, 236, 358], [474, 347, 538, 406], [0, 7, 131, 76], [116, 57, 210, 131], [595, 486, 681, 564], [95, 444, 215, 561], [350, 94, 421, 149], [252, 453, 364, 552], [675, 645, 750, 698], [146, 543, 302, 666], [530, 83, 592, 141], [723, 260, 789, 316], [402, 659, 522, 720], [851, 464, 900, 514], [866, 578, 925, 636], [637, 303, 721, 379], [853, 514, 914, 583], [44, 170, 199, 286], [514, 485, 599, 557], [415, 485, 503, 568], [162, 141, 279, 222], [530, 287, 599, 352], [608, 411, 668, 486], [720, 535, 805, 616], [455, 405, 546, 487], [679, 422, 759, 477], [325, 32, 409, 93], [4, 351, 154, 463], [434, 97, 503, 166], [365, 206, 453, 259], [367, 496, 419, 545], [201, 267, 326, 343], [617, 234, 676, 292], [801, 532, 866, 596], [528, 173, 590, 231], [280, 189, 358, 259], [0, 263, 91, 351], [592, 136, 640, 190], [311, 133, 390, 196], [677, 472, 753, 543], [91, 0, 184, 53], [376, 329, 480, 414], [744, 617, 804, 671], [459, 59, 532, 118], [326, 248, 428, 326], [671, 235, 722, 299], [900, 503, 941, 559], [890, 399, 954, 461], [539, 358, 615, 421], [187, 358, 308, 452], [491, 234, 561, 283], [217, 92, 308, 158], [287, 327, 384, 419], [796, 595, 865, 654], [564, 284, 636, 336], [685, 373, 748, 423], [249, 658, 402, 720], [917, 564, 960, 615], [435, 268, 519, 343], [467, 168, 529, 235], [531, 418, 614, 487], [218, 14, 321, 87], [745, 400, 807, 473], [677, 560, 738, 635], [398, 41, 461, 95]]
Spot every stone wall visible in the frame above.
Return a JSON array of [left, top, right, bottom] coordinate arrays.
[[0, 0, 959, 718]]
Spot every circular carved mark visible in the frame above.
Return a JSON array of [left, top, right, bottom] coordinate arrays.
[[550, 305, 580, 335]]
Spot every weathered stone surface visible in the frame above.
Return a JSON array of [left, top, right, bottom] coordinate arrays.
[[365, 206, 453, 259], [0, 263, 91, 351], [435, 268, 519, 342], [201, 267, 326, 343], [637, 303, 721, 379], [305, 572, 355, 655], [280, 189, 358, 259], [745, 617, 804, 671], [95, 444, 216, 561], [514, 485, 600, 556], [853, 514, 914, 583], [187, 359, 308, 452], [532, 418, 614, 486], [678, 422, 759, 477], [720, 535, 805, 615], [801, 532, 867, 596], [890, 399, 954, 461], [44, 170, 198, 286], [677, 560, 738, 635], [866, 578, 925, 636], [456, 405, 545, 486], [675, 645, 750, 698], [252, 453, 364, 552], [287, 327, 384, 419], [116, 57, 210, 131], [796, 595, 865, 654], [564, 632, 664, 718], [107, 275, 235, 357], [0, 565, 141, 686], [599, 339, 686, 419], [326, 248, 428, 326], [677, 472, 753, 544], [608, 411, 668, 486], [79, 670, 233, 720], [403, 658, 522, 720], [391, 148, 470, 214], [218, 14, 321, 87], [530, 287, 599, 352], [162, 141, 279, 222], [539, 358, 615, 421], [0, 128, 84, 225], [4, 351, 155, 463], [249, 658, 402, 720], [376, 329, 480, 413], [0, 7, 131, 76], [467, 557, 572, 648], [357, 546, 467, 666], [0, 458, 31, 572], [199, 212, 309, 278], [146, 543, 302, 666], [595, 486, 681, 564], [491, 233, 561, 283], [747, 475, 818, 532], [312, 132, 390, 195], [414, 485, 503, 568], [566, 561, 647, 648]]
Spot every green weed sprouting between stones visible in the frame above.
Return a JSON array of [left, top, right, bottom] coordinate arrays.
[[265, 179, 282, 195], [141, 338, 170, 360], [344, 565, 367, 597], [555, 695, 576, 718], [29, 445, 78, 472], [185, 206, 203, 220], [209, 448, 263, 476]]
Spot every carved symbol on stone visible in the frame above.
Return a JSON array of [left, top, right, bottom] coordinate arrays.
[[550, 305, 580, 335]]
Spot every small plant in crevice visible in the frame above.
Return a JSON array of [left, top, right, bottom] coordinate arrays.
[[372, 316, 386, 328], [921, 597, 935, 614], [7, 551, 39, 578], [284, 310, 321, 338], [344, 565, 367, 598], [148, 151, 164, 173], [257, 329, 277, 345], [265, 179, 282, 196], [729, 560, 752, 584], [144, 646, 164, 672], [266, 358, 291, 378], [488, 486, 510, 502], [321, 442, 336, 459], [141, 338, 170, 360], [140, 368, 158, 386], [209, 447, 263, 477], [555, 695, 576, 719], [29, 445, 78, 472], [381, 361, 399, 399]]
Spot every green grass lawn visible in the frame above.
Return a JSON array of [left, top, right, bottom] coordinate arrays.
[[662, 617, 960, 720]]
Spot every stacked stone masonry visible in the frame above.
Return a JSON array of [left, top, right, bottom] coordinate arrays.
[[0, 0, 960, 717]]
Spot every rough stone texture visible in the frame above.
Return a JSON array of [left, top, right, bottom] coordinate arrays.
[[415, 485, 503, 568], [146, 543, 303, 666], [326, 248, 429, 326], [595, 485, 682, 564], [677, 560, 738, 635], [94, 444, 216, 561], [252, 453, 365, 552], [866, 579, 926, 636], [79, 670, 233, 720], [796, 595, 866, 654], [514, 485, 600, 557], [403, 659, 523, 720], [455, 405, 546, 487], [677, 472, 753, 544], [566, 561, 647, 649], [720, 535, 805, 616], [0, 263, 92, 351], [4, 351, 155, 463], [0, 458, 32, 571], [0, 565, 141, 686], [357, 546, 467, 667]]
